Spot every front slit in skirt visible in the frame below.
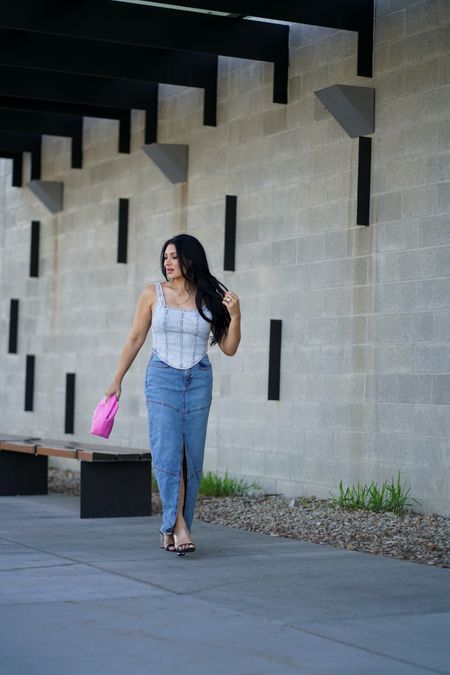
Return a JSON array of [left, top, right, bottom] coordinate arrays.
[[145, 351, 213, 534]]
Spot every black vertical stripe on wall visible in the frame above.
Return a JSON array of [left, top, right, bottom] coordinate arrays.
[[71, 130, 83, 169], [30, 140, 42, 181], [65, 373, 76, 434], [145, 107, 158, 146], [119, 110, 131, 153], [9, 299, 19, 354], [224, 195, 237, 271], [12, 153, 23, 187], [29, 220, 40, 277], [24, 354, 35, 411], [117, 198, 129, 264], [357, 136, 372, 226], [268, 319, 282, 401]]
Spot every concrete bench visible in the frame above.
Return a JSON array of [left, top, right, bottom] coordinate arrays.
[[0, 434, 152, 519]]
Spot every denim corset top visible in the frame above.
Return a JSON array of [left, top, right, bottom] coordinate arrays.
[[151, 282, 212, 369]]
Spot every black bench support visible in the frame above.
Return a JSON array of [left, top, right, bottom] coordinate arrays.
[[80, 459, 152, 518], [0, 451, 48, 495]]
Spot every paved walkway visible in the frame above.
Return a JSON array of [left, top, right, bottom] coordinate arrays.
[[0, 494, 449, 674]]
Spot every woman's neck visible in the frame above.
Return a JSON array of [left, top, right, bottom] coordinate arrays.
[[167, 278, 195, 295]]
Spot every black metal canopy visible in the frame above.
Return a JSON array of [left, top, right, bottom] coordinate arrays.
[[138, 0, 374, 77], [0, 107, 83, 169], [0, 67, 161, 160], [0, 0, 374, 186], [0, 131, 41, 180], [0, 96, 133, 154], [0, 1, 289, 104]]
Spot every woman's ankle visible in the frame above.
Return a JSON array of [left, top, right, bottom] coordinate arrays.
[[173, 518, 189, 536]]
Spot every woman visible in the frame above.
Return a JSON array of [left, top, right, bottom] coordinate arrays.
[[105, 234, 241, 555]]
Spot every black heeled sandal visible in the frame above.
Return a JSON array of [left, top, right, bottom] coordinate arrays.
[[160, 532, 176, 552], [173, 533, 196, 556]]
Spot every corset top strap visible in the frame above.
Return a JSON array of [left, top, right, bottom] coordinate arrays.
[[155, 282, 166, 307]]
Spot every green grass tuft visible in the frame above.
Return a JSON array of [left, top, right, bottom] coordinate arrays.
[[199, 471, 260, 497], [151, 470, 260, 498], [329, 472, 420, 514]]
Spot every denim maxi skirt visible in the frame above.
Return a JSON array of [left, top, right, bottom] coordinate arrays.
[[145, 351, 213, 534]]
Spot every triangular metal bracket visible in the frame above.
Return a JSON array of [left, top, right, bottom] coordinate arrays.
[[27, 180, 64, 213], [314, 85, 375, 138], [142, 143, 188, 183]]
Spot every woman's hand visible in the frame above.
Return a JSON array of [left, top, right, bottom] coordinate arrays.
[[104, 380, 121, 402], [222, 291, 240, 320], [219, 290, 241, 356]]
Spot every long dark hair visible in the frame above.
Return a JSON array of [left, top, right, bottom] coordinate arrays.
[[160, 234, 230, 346]]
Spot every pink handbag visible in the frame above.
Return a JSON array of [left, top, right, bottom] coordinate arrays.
[[90, 395, 119, 439]]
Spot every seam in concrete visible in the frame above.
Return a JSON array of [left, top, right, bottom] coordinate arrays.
[[287, 623, 449, 675]]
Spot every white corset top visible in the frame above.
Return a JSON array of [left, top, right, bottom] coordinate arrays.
[[151, 282, 212, 369]]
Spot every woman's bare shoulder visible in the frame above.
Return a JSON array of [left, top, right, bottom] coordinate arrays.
[[141, 282, 163, 309]]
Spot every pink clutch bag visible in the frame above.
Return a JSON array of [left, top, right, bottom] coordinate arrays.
[[90, 395, 119, 439]]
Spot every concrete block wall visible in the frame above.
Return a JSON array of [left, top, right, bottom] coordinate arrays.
[[1, 0, 449, 515]]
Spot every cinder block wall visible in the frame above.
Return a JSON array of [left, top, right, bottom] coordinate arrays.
[[1, 0, 449, 515]]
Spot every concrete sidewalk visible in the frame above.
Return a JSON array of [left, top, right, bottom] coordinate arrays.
[[0, 494, 449, 675]]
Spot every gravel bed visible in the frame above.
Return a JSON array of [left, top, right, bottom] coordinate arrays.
[[48, 469, 450, 568], [195, 495, 450, 568], [49, 469, 81, 496]]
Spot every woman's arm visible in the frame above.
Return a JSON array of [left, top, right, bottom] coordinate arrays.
[[218, 291, 241, 356], [105, 284, 155, 399]]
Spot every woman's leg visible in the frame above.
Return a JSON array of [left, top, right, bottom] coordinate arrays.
[[178, 362, 213, 540], [145, 357, 184, 539], [173, 451, 194, 548]]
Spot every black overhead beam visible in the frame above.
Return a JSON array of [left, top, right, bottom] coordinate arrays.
[[0, 150, 23, 186], [0, 66, 156, 112], [0, 30, 217, 126], [0, 96, 132, 153], [0, 67, 159, 143], [0, 108, 82, 169], [0, 131, 41, 179], [144, 0, 371, 31], [147, 0, 374, 77], [0, 0, 288, 103]]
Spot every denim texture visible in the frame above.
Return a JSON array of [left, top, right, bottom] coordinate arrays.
[[145, 350, 213, 534], [151, 282, 212, 369]]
